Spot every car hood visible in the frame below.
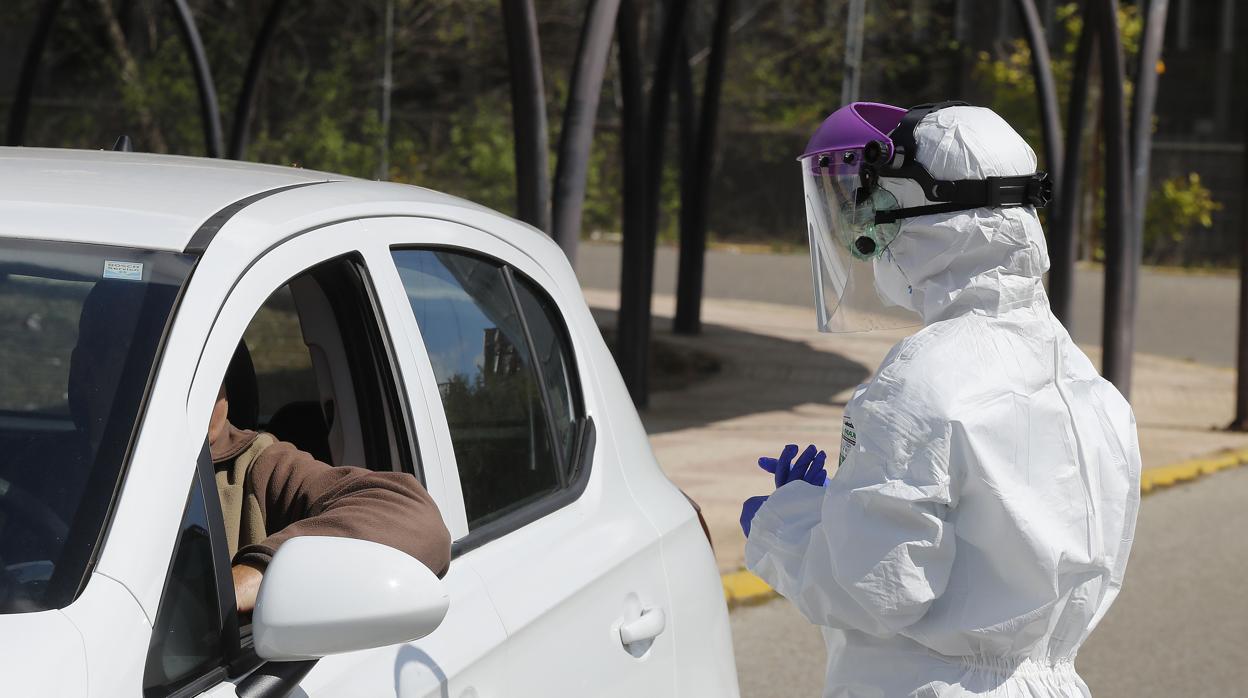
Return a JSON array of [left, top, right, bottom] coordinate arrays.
[[0, 609, 87, 695]]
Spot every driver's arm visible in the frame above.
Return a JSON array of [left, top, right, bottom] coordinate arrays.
[[230, 441, 451, 612]]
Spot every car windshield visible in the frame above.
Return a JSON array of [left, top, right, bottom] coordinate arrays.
[[0, 239, 193, 613]]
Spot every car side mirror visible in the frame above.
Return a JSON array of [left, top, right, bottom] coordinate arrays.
[[252, 536, 449, 661]]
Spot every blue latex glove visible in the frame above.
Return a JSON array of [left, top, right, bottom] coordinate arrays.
[[758, 443, 828, 487], [740, 495, 769, 537]]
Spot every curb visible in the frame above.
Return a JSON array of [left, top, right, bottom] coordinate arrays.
[[722, 447, 1248, 605], [721, 569, 777, 607], [1138, 448, 1248, 494]]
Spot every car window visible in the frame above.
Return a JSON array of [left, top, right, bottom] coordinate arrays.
[[392, 249, 577, 529], [242, 286, 318, 425], [230, 257, 415, 473], [143, 469, 227, 696], [512, 276, 581, 478], [0, 239, 192, 613]]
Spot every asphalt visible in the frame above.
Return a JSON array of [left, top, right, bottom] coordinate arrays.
[[729, 466, 1248, 698], [576, 243, 1241, 367]]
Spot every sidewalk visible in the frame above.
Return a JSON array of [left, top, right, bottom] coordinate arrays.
[[583, 289, 1248, 574]]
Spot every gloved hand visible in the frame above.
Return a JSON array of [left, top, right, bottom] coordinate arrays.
[[740, 495, 769, 537], [741, 444, 828, 538], [759, 443, 828, 487]]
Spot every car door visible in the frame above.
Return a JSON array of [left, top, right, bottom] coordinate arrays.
[[364, 216, 678, 697], [126, 220, 508, 698]]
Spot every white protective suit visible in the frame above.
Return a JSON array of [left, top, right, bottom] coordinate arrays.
[[746, 107, 1140, 697]]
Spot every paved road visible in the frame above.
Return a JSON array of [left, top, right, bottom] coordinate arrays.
[[576, 243, 1240, 367], [730, 466, 1248, 697]]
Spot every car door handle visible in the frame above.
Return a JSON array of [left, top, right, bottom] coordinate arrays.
[[619, 607, 666, 646]]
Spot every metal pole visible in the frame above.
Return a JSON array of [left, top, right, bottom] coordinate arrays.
[[1049, 3, 1097, 326], [501, 0, 551, 232], [676, 37, 696, 170], [1129, 0, 1168, 278], [616, 0, 648, 404], [643, 0, 688, 254], [1095, 0, 1136, 396], [551, 0, 623, 261], [6, 0, 64, 146], [1235, 108, 1248, 430], [169, 0, 225, 158], [674, 0, 733, 334], [1013, 0, 1063, 186], [841, 0, 866, 104], [616, 0, 689, 406], [228, 0, 287, 160], [377, 0, 395, 179]]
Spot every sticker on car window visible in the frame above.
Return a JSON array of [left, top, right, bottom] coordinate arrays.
[[102, 260, 143, 281]]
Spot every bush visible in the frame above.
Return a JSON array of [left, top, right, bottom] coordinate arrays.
[[1143, 173, 1222, 265]]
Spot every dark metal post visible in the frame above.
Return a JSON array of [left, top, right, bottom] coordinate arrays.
[[643, 0, 689, 245], [615, 0, 649, 403], [674, 0, 734, 334], [841, 0, 866, 103], [675, 37, 696, 170], [501, 0, 551, 232], [1094, 0, 1135, 396], [551, 0, 623, 261], [229, 0, 288, 160], [616, 0, 690, 406], [1049, 4, 1097, 326], [169, 0, 225, 158], [6, 0, 65, 146], [1235, 107, 1248, 429], [377, 0, 395, 179], [1014, 0, 1063, 186], [1129, 0, 1168, 265]]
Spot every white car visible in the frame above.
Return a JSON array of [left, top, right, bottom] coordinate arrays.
[[0, 148, 739, 698]]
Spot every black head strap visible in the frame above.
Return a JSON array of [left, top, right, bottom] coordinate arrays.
[[882, 100, 968, 170], [869, 101, 1051, 224], [874, 172, 1053, 224]]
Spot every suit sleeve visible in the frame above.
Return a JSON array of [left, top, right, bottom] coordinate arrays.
[[744, 358, 957, 638], [235, 441, 452, 577]]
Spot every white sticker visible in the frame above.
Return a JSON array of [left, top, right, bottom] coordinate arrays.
[[103, 260, 144, 281], [839, 414, 857, 467]]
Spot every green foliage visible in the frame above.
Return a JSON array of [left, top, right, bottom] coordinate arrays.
[[1143, 173, 1223, 264], [971, 3, 1222, 267], [970, 3, 1142, 157], [0, 1, 1227, 265]]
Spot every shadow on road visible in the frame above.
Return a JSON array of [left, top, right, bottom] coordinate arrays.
[[589, 306, 871, 435]]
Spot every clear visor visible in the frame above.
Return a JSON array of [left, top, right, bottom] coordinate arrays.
[[800, 156, 920, 333]]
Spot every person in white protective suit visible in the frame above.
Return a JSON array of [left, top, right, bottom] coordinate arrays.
[[739, 102, 1141, 697]]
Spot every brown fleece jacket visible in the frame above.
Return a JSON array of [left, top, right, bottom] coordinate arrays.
[[210, 422, 451, 577]]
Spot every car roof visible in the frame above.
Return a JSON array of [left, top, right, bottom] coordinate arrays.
[[0, 148, 502, 253]]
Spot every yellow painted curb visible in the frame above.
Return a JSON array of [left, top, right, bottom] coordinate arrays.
[[722, 569, 774, 606], [1139, 448, 1248, 495], [723, 449, 1248, 604]]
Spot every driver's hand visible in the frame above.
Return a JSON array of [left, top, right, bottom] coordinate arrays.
[[231, 562, 264, 614]]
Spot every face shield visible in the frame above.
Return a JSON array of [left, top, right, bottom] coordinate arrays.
[[800, 152, 920, 333], [799, 101, 1053, 333]]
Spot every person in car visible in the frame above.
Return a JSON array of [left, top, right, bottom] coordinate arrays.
[[72, 281, 452, 613], [208, 383, 451, 612]]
